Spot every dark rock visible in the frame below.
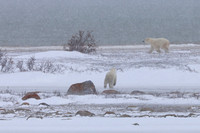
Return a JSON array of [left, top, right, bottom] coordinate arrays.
[[67, 80, 97, 95], [132, 123, 139, 126], [75, 110, 95, 117], [102, 90, 120, 95], [39, 103, 50, 106], [22, 92, 40, 100], [120, 114, 131, 117], [131, 90, 145, 95]]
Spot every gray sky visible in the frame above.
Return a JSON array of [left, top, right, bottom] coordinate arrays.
[[0, 0, 199, 46]]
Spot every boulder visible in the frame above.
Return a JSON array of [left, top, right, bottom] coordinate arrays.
[[132, 123, 139, 126], [21, 102, 30, 105], [104, 111, 116, 117], [67, 80, 97, 95], [131, 90, 145, 95], [75, 110, 95, 117], [120, 114, 131, 117], [22, 92, 40, 100], [39, 103, 50, 107], [102, 90, 120, 95], [140, 107, 154, 112]]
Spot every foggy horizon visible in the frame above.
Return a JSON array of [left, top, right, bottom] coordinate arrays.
[[0, 0, 199, 46]]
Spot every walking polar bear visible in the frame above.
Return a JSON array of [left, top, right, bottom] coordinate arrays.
[[144, 38, 170, 53], [104, 68, 117, 88]]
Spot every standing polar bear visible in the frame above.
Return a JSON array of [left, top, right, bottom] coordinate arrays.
[[104, 68, 117, 88], [144, 38, 170, 53]]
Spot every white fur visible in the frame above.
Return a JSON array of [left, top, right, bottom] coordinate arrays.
[[145, 38, 170, 53], [104, 68, 117, 88]]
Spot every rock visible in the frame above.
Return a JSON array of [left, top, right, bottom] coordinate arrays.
[[75, 110, 95, 117], [132, 123, 139, 126], [126, 106, 138, 111], [102, 90, 120, 95], [15, 108, 31, 112], [39, 103, 50, 107], [104, 111, 115, 115], [104, 111, 116, 117], [120, 114, 131, 117], [1, 110, 15, 114], [140, 107, 153, 112], [131, 90, 145, 95], [63, 112, 73, 117], [21, 102, 30, 106], [67, 80, 97, 95], [0, 108, 6, 112], [22, 92, 40, 100]]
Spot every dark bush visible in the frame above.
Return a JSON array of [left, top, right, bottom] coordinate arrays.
[[64, 30, 97, 53], [16, 60, 26, 72], [0, 57, 14, 72], [26, 56, 36, 71], [0, 49, 7, 60]]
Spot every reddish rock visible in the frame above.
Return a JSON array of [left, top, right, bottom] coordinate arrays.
[[22, 92, 40, 100], [102, 90, 120, 95], [67, 80, 97, 95], [120, 114, 131, 117]]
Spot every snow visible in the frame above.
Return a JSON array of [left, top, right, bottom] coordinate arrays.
[[1, 45, 200, 132], [15, 94, 200, 105], [15, 51, 93, 60], [0, 117, 200, 133], [0, 44, 200, 93], [0, 67, 200, 93]]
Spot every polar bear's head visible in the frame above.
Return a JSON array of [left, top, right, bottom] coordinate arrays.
[[110, 68, 116, 73], [144, 38, 152, 44]]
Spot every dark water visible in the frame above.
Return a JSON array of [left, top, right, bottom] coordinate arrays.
[[0, 0, 199, 46]]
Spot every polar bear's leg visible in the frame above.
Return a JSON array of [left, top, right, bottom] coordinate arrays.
[[163, 43, 169, 53], [148, 46, 154, 53], [156, 49, 161, 53], [161, 43, 169, 53], [109, 81, 114, 88], [164, 47, 169, 53], [113, 76, 117, 86], [104, 78, 107, 88]]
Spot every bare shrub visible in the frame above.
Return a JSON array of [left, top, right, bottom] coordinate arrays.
[[40, 60, 56, 73], [26, 56, 36, 71], [16, 60, 26, 72], [0, 57, 14, 72], [0, 50, 65, 74], [36, 60, 65, 74], [0, 49, 7, 60], [53, 90, 61, 97], [64, 30, 97, 53], [0, 57, 7, 71]]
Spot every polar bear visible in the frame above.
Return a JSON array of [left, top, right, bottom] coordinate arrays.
[[104, 68, 117, 88], [144, 38, 170, 53]]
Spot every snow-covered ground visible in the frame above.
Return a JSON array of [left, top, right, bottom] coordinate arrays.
[[0, 117, 200, 133], [1, 44, 200, 132], [1, 44, 200, 92]]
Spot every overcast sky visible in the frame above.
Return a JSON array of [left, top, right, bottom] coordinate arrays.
[[0, 0, 199, 46]]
